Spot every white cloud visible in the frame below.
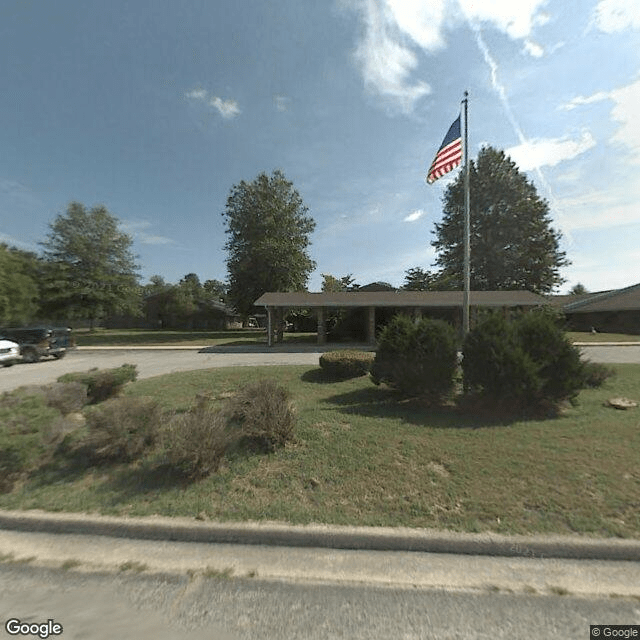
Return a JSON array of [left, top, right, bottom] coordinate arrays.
[[557, 190, 640, 231], [184, 87, 241, 119], [610, 77, 640, 161], [403, 209, 425, 222], [274, 95, 291, 112], [343, 0, 551, 113], [458, 0, 550, 39], [506, 131, 596, 170], [121, 220, 174, 246], [209, 96, 241, 119], [352, 0, 431, 113], [593, 0, 640, 33], [184, 88, 208, 101], [522, 39, 544, 57], [560, 91, 611, 111]]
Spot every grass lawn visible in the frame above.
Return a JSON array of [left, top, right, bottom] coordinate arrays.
[[1, 363, 639, 538], [567, 332, 640, 343], [73, 328, 318, 347]]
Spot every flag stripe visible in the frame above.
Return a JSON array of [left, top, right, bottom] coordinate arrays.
[[427, 115, 463, 184]]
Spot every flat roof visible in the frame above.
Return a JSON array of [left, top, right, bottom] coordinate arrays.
[[255, 290, 548, 308]]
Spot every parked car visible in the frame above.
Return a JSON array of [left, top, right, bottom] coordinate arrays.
[[0, 327, 76, 363], [0, 338, 20, 367]]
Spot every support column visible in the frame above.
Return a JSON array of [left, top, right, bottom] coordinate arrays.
[[267, 307, 273, 347], [367, 306, 376, 345], [317, 307, 326, 345]]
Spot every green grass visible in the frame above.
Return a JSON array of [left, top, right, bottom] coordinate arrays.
[[1, 364, 639, 538], [73, 328, 318, 347], [568, 332, 640, 343]]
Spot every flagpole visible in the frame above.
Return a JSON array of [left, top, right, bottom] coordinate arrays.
[[462, 91, 470, 336]]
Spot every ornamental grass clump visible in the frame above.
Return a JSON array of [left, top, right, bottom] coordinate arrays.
[[227, 379, 296, 452]]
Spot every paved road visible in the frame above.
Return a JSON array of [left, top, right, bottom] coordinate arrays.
[[1, 345, 638, 395], [0, 349, 324, 394], [2, 562, 639, 640]]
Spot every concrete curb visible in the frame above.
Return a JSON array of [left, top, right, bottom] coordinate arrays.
[[1, 510, 639, 561]]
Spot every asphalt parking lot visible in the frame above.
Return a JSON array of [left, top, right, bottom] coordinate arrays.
[[0, 345, 639, 395]]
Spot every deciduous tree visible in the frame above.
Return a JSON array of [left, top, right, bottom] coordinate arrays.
[[223, 170, 316, 317]]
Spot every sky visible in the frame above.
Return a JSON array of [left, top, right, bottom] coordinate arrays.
[[1, 0, 639, 295]]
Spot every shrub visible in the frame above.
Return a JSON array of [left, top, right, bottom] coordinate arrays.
[[462, 309, 586, 415], [227, 379, 296, 452], [42, 382, 88, 414], [161, 396, 232, 479], [581, 361, 616, 388], [58, 364, 137, 404], [82, 395, 161, 462], [319, 350, 375, 379], [370, 315, 459, 402]]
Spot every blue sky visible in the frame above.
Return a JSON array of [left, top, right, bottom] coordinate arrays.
[[1, 0, 639, 294]]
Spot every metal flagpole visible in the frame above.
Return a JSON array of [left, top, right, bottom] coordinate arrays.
[[462, 91, 471, 336]]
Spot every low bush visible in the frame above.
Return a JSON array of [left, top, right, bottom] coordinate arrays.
[[0, 391, 62, 491], [161, 396, 232, 479], [42, 382, 88, 414], [462, 309, 586, 415], [82, 395, 161, 462], [581, 361, 616, 388], [227, 379, 296, 452], [319, 350, 375, 379], [371, 315, 459, 402], [58, 364, 137, 404]]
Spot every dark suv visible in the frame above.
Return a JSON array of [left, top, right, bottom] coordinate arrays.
[[0, 327, 75, 363]]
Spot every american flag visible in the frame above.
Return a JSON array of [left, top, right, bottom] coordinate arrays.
[[426, 115, 462, 184]]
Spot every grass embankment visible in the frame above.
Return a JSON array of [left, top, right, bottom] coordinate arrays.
[[567, 332, 640, 343], [73, 328, 317, 347], [1, 363, 639, 538], [74, 329, 640, 347]]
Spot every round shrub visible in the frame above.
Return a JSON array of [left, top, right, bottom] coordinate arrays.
[[58, 364, 137, 404], [319, 350, 375, 379], [371, 315, 458, 401], [462, 309, 586, 414]]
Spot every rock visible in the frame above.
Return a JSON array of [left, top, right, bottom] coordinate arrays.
[[605, 397, 638, 410]]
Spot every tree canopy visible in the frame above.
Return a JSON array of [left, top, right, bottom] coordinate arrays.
[[432, 146, 569, 294], [0, 245, 40, 325], [39, 202, 141, 327], [223, 170, 316, 316]]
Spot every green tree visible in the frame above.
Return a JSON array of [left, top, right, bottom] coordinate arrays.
[[39, 202, 141, 328], [321, 273, 358, 292], [432, 146, 569, 294], [402, 267, 434, 291], [203, 278, 228, 303], [570, 283, 588, 295], [0, 244, 40, 324], [223, 170, 316, 317]]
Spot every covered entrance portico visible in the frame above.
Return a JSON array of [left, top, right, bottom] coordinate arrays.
[[254, 291, 548, 347]]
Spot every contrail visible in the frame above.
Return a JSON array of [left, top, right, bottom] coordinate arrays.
[[469, 22, 574, 246]]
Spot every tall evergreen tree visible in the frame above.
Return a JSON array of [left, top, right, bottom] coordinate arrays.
[[223, 170, 316, 316], [432, 146, 569, 293]]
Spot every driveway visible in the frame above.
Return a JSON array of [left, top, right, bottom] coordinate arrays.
[[0, 344, 638, 395], [0, 348, 325, 394]]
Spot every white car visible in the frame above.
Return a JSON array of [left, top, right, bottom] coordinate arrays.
[[0, 339, 20, 367]]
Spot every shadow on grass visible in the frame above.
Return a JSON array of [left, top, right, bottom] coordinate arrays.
[[300, 369, 369, 385], [322, 386, 521, 428]]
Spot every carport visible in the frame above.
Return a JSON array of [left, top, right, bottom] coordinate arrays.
[[254, 290, 548, 346]]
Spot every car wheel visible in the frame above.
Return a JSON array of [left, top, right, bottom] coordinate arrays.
[[2, 363, 14, 367], [22, 348, 40, 363], [53, 352, 66, 359]]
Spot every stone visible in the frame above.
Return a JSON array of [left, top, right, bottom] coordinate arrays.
[[605, 397, 638, 410]]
